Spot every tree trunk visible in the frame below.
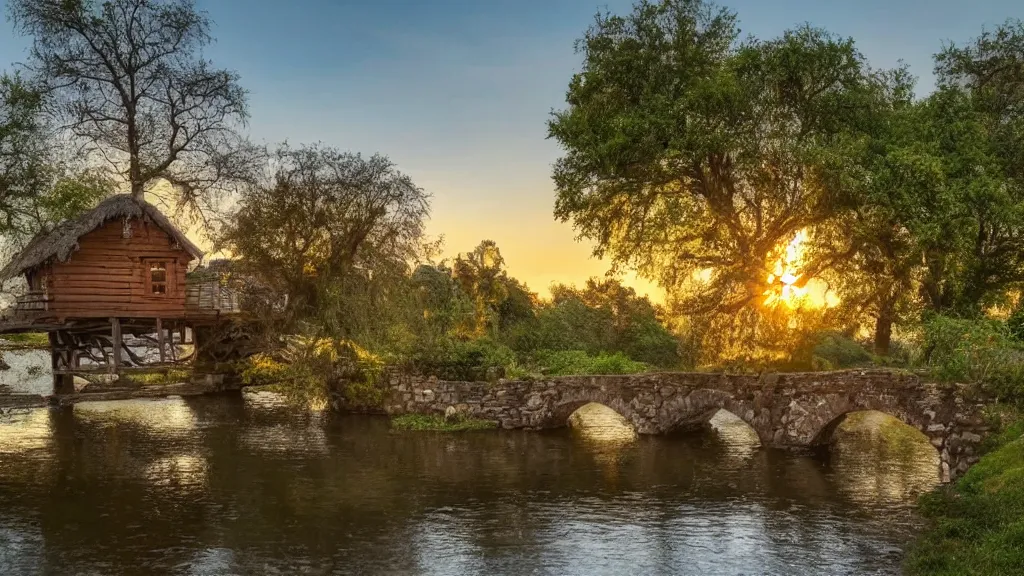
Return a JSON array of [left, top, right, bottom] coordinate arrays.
[[874, 297, 895, 357]]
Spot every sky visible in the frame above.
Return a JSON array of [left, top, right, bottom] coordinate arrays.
[[1, 0, 1022, 300]]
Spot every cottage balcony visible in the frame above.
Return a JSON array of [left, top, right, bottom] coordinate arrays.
[[0, 276, 244, 332], [185, 278, 242, 317], [15, 290, 50, 313]]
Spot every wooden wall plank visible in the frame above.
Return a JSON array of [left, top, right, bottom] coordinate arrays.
[[41, 217, 196, 319]]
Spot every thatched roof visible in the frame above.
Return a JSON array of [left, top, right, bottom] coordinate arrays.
[[0, 194, 205, 281]]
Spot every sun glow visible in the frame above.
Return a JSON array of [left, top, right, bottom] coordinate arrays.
[[763, 229, 839, 310], [764, 229, 809, 308]]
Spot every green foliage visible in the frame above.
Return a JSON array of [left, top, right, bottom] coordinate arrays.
[[904, 422, 1024, 576], [36, 171, 113, 226], [1008, 305, 1024, 342], [788, 331, 873, 371], [403, 337, 519, 381], [220, 144, 431, 349], [548, 0, 887, 355], [241, 337, 386, 409], [512, 278, 682, 369], [922, 316, 1024, 401], [533, 350, 649, 376], [390, 414, 498, 432], [123, 368, 192, 386], [449, 240, 537, 337], [0, 73, 49, 234]]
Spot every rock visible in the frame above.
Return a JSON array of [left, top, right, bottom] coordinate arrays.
[[962, 432, 983, 443], [444, 405, 460, 422]]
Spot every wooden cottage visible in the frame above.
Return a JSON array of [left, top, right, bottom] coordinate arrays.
[[0, 195, 240, 393], [0, 194, 204, 321]]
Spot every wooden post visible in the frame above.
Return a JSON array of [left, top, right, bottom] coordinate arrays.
[[50, 331, 74, 395], [110, 317, 121, 374], [156, 318, 165, 363]]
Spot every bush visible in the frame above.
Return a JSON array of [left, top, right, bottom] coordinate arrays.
[[241, 336, 385, 409], [402, 337, 519, 381], [923, 315, 1024, 402], [535, 349, 649, 376]]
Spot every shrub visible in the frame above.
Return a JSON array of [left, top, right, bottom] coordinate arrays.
[[402, 337, 518, 381], [809, 332, 873, 369], [241, 336, 385, 409], [922, 315, 1024, 402], [535, 349, 649, 376]]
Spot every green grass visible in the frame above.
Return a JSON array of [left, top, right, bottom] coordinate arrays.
[[904, 420, 1024, 575], [122, 368, 192, 386], [390, 413, 498, 432], [0, 333, 50, 347]]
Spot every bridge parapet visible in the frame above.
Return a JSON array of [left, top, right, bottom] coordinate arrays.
[[382, 369, 992, 482]]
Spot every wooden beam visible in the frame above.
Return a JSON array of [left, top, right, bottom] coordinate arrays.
[[156, 318, 165, 363], [110, 317, 121, 373]]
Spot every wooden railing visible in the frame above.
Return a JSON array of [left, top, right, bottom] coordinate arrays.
[[185, 280, 241, 314], [14, 290, 49, 312]]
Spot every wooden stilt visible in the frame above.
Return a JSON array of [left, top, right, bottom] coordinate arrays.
[[110, 317, 121, 374], [156, 318, 165, 363], [50, 331, 75, 395]]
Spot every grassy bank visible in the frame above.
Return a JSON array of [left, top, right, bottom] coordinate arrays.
[[904, 420, 1024, 575], [390, 414, 498, 432], [0, 333, 49, 348]]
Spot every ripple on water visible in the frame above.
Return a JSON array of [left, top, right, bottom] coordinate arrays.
[[0, 395, 939, 575]]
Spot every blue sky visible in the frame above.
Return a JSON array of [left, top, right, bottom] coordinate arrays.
[[1, 0, 1022, 298]]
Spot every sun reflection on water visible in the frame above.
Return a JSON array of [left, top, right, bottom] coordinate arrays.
[[829, 411, 941, 506], [707, 409, 761, 466], [73, 398, 199, 432], [0, 408, 52, 454], [144, 454, 209, 488]]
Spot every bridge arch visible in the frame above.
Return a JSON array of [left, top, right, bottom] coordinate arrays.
[[548, 395, 644, 431], [792, 392, 960, 482], [382, 370, 991, 482]]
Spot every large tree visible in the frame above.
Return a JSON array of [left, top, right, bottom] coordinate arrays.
[[926, 20, 1024, 314], [451, 240, 536, 336], [547, 0, 884, 357], [9, 0, 254, 207], [219, 144, 431, 340], [0, 74, 49, 235]]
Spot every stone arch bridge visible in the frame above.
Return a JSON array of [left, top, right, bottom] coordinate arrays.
[[381, 369, 992, 482]]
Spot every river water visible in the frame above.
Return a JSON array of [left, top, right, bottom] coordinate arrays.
[[0, 391, 939, 576]]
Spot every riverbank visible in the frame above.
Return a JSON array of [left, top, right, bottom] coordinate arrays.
[[904, 420, 1024, 575]]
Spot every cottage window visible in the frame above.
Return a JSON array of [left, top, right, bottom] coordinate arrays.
[[148, 261, 168, 295]]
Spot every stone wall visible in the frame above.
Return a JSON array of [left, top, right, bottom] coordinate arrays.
[[381, 369, 992, 482]]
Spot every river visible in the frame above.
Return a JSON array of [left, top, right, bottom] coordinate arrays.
[[0, 387, 941, 576]]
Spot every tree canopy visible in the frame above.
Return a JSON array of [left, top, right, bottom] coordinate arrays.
[[550, 0, 1024, 362], [8, 0, 255, 208], [219, 143, 431, 340]]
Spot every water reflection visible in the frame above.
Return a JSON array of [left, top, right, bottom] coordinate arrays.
[[0, 394, 942, 575], [144, 455, 208, 488], [829, 411, 941, 506], [0, 408, 52, 454], [74, 398, 199, 433]]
